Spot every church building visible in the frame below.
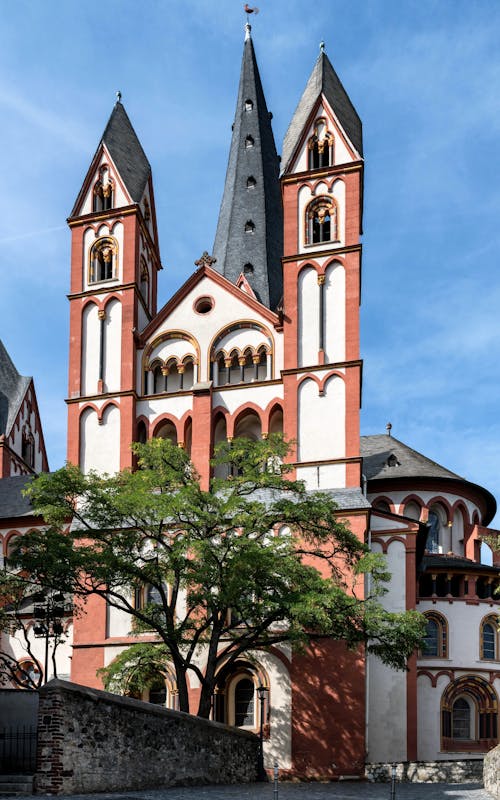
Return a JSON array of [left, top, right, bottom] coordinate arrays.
[[1, 23, 500, 779]]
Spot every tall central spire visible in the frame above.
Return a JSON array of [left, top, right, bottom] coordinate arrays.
[[212, 24, 283, 310]]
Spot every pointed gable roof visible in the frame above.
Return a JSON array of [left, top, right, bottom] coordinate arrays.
[[70, 101, 151, 217], [281, 49, 363, 175], [0, 340, 31, 437], [101, 101, 151, 202], [212, 24, 283, 311]]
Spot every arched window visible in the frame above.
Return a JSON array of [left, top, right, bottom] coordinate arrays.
[[246, 176, 256, 189], [441, 675, 498, 752], [215, 352, 228, 386], [481, 616, 498, 660], [154, 421, 177, 445], [427, 504, 448, 554], [182, 358, 195, 391], [89, 238, 117, 283], [148, 677, 167, 706], [214, 666, 267, 732], [422, 612, 448, 658], [234, 678, 255, 727], [93, 179, 114, 212], [150, 363, 162, 395], [245, 135, 254, 149], [136, 421, 147, 444], [140, 260, 149, 305], [306, 197, 338, 245], [21, 429, 35, 468], [404, 501, 421, 521], [452, 697, 472, 740], [245, 220, 255, 233], [308, 118, 334, 170], [374, 499, 391, 513]]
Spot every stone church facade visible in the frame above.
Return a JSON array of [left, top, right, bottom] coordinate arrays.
[[1, 24, 499, 778]]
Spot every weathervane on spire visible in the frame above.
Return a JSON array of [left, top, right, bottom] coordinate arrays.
[[319, 41, 325, 53], [244, 4, 259, 21], [116, 90, 122, 103]]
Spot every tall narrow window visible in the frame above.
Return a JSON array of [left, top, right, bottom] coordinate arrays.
[[481, 617, 497, 660], [308, 119, 334, 170], [93, 179, 114, 212], [89, 238, 117, 283], [452, 697, 471, 739], [306, 198, 338, 245], [234, 678, 255, 727], [422, 612, 447, 657]]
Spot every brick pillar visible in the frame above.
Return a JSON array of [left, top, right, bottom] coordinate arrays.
[[36, 684, 66, 795]]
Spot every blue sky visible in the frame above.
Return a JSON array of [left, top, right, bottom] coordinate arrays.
[[1, 1, 499, 524]]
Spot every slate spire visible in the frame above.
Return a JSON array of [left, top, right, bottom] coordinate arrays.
[[212, 24, 283, 310], [281, 48, 363, 175], [70, 99, 151, 217]]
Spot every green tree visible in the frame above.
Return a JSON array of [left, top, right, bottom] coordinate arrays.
[[14, 435, 425, 717]]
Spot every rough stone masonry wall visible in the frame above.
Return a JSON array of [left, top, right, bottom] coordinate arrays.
[[35, 679, 259, 795], [484, 744, 500, 798], [366, 759, 483, 783]]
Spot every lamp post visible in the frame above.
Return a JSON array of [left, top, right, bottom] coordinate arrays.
[[32, 591, 68, 684], [256, 684, 269, 781]]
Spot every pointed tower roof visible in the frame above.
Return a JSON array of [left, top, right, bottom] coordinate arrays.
[[212, 24, 283, 310], [70, 100, 151, 217], [281, 48, 363, 174], [0, 340, 31, 436]]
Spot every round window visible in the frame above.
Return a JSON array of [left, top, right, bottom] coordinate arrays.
[[194, 296, 214, 314]]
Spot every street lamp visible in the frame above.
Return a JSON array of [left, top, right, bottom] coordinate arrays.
[[32, 591, 69, 684], [256, 683, 269, 782]]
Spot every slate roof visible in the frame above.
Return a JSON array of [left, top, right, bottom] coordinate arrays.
[[421, 554, 500, 575], [361, 434, 497, 525], [102, 102, 151, 202], [281, 49, 363, 175], [212, 26, 283, 310], [70, 101, 151, 216], [0, 340, 31, 437], [0, 475, 34, 519], [251, 486, 371, 511], [360, 434, 463, 482]]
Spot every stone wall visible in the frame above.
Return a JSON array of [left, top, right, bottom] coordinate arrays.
[[484, 744, 500, 798], [35, 679, 259, 795], [366, 759, 483, 783]]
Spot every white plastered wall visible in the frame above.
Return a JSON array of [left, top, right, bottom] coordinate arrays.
[[298, 373, 345, 461], [81, 302, 100, 396], [141, 274, 283, 386], [4, 622, 73, 684], [324, 260, 345, 363], [79, 403, 121, 474], [103, 298, 122, 393], [298, 266, 319, 366], [367, 538, 408, 762]]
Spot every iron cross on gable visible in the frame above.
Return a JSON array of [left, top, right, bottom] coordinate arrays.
[[195, 251, 217, 269]]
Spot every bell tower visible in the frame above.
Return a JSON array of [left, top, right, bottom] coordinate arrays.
[[281, 45, 364, 490], [66, 99, 161, 473]]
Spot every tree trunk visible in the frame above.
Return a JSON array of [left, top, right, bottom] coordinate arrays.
[[173, 660, 190, 713]]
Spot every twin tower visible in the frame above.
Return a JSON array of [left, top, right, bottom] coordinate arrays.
[[66, 28, 364, 498]]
